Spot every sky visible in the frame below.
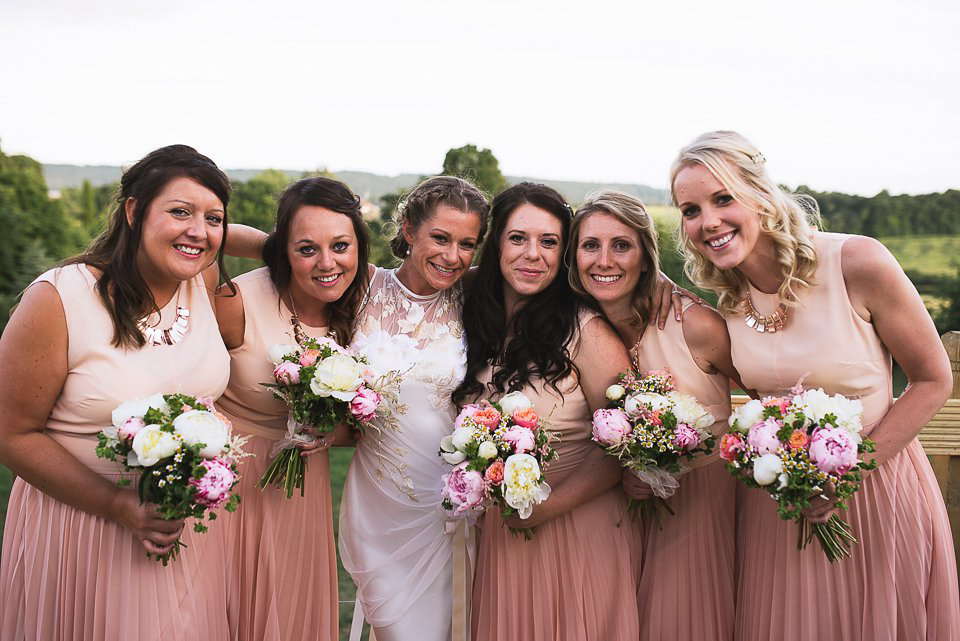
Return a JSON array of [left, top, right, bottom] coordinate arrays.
[[1, 0, 958, 196]]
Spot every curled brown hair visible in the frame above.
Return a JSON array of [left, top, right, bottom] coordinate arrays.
[[388, 176, 490, 258]]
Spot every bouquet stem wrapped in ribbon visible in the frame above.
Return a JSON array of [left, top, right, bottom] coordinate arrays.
[[96, 393, 247, 564], [439, 392, 557, 540], [722, 384, 877, 562], [260, 337, 398, 498], [592, 370, 716, 527]]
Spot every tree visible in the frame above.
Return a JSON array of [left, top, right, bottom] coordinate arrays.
[[441, 144, 508, 197], [230, 169, 295, 232]]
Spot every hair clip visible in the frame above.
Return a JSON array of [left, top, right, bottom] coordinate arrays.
[[749, 152, 766, 167]]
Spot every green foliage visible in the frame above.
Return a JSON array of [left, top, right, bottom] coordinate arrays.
[[441, 144, 508, 197], [58, 179, 116, 238], [804, 186, 960, 237], [230, 169, 296, 232]]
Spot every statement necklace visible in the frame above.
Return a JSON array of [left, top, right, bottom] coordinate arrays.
[[743, 293, 787, 334], [138, 288, 189, 346], [288, 292, 335, 346]]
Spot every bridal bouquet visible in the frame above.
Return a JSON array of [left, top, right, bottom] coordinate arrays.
[[439, 391, 556, 538], [96, 393, 247, 564], [260, 337, 398, 498], [721, 384, 877, 562], [593, 369, 716, 524]]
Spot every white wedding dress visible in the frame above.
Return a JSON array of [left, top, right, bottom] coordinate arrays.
[[340, 267, 467, 641]]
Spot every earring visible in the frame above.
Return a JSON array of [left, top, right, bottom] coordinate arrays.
[[406, 247, 411, 256]]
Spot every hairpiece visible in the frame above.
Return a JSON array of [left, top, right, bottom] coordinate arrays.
[[749, 151, 766, 167]]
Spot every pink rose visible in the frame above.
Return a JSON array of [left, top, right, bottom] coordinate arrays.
[[672, 423, 701, 452], [273, 362, 302, 385], [719, 433, 744, 462], [762, 396, 790, 415], [349, 386, 381, 423], [195, 396, 217, 413], [808, 427, 858, 475], [299, 349, 322, 367], [511, 407, 539, 429], [485, 459, 505, 485], [454, 404, 481, 430], [189, 458, 236, 509], [503, 426, 536, 454], [472, 407, 502, 431], [592, 409, 632, 446], [747, 418, 783, 455], [118, 417, 146, 443], [442, 462, 487, 515]]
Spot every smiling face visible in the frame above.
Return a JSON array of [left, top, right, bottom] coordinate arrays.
[[674, 163, 767, 272], [575, 211, 647, 308], [287, 205, 359, 309], [499, 203, 564, 307], [131, 176, 225, 294], [400, 204, 482, 295]]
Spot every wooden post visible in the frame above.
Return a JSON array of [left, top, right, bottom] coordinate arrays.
[[931, 331, 960, 578]]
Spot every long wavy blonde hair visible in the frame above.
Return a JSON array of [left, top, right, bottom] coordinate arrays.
[[669, 130, 821, 315]]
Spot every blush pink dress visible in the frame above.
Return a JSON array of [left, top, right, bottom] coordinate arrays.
[[0, 264, 231, 641], [630, 300, 735, 641], [727, 232, 960, 641], [216, 268, 338, 641], [470, 311, 640, 641]]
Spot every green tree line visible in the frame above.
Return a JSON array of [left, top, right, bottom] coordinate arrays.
[[806, 186, 960, 237]]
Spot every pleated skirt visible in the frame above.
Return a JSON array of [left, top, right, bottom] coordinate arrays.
[[471, 487, 639, 641], [735, 438, 960, 641], [637, 459, 736, 641], [0, 474, 231, 641], [224, 429, 338, 641]]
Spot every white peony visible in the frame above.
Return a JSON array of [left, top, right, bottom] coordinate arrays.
[[440, 435, 456, 453], [730, 399, 765, 433], [442, 450, 467, 465], [351, 329, 417, 377], [498, 391, 534, 417], [451, 426, 475, 451], [753, 453, 785, 486], [309, 353, 365, 401], [502, 453, 551, 519], [172, 410, 230, 458], [667, 391, 715, 431], [477, 441, 499, 460], [624, 393, 668, 416], [605, 384, 626, 402], [267, 343, 299, 365], [131, 425, 180, 466], [111, 393, 168, 429]]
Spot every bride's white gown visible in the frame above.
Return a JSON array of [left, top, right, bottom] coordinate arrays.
[[340, 267, 466, 641]]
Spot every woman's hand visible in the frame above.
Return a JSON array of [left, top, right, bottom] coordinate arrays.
[[297, 426, 335, 457], [502, 501, 556, 529], [621, 469, 657, 501], [651, 272, 703, 329], [800, 481, 838, 524], [109, 489, 185, 555]]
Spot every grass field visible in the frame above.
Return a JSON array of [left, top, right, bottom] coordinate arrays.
[[878, 235, 960, 276]]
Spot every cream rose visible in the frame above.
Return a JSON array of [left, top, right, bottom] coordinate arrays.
[[478, 441, 499, 460], [173, 410, 230, 458], [309, 353, 365, 401], [131, 425, 180, 466], [451, 426, 475, 451], [605, 384, 626, 402], [753, 453, 785, 486], [498, 391, 533, 417]]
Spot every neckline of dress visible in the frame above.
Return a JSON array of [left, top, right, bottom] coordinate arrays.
[[389, 268, 445, 302], [80, 263, 187, 314]]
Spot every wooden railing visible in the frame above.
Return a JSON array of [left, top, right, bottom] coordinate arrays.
[[731, 331, 960, 572]]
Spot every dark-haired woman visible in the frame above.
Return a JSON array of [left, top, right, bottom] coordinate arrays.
[[454, 183, 640, 640], [0, 145, 233, 640], [215, 177, 369, 641]]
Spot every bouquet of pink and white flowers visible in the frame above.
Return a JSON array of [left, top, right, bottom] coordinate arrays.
[[261, 336, 399, 498], [592, 370, 716, 524], [439, 391, 556, 538], [721, 384, 877, 562], [96, 393, 247, 564]]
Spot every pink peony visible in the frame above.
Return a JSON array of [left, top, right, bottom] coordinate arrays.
[[273, 362, 301, 385], [808, 427, 858, 475], [189, 458, 236, 509], [442, 463, 487, 514], [349, 386, 381, 422], [485, 459, 505, 485], [747, 418, 783, 455], [504, 426, 537, 454], [511, 407, 539, 429], [118, 417, 147, 443], [454, 404, 481, 430], [719, 433, 744, 462], [472, 407, 502, 431], [592, 409, 632, 446], [672, 423, 701, 452], [299, 349, 322, 367]]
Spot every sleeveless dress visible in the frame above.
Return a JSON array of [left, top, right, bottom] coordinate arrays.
[[0, 264, 231, 641], [728, 232, 960, 641], [630, 300, 735, 641], [470, 310, 640, 641], [339, 267, 469, 641], [216, 268, 338, 641]]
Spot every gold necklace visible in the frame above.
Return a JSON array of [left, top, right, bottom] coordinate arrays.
[[287, 291, 335, 346], [744, 293, 787, 333]]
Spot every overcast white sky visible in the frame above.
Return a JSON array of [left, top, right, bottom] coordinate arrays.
[[1, 0, 957, 196]]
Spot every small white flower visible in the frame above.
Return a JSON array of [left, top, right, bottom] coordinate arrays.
[[498, 392, 534, 417]]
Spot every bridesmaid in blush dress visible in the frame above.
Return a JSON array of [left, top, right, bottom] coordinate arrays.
[[215, 177, 369, 641], [671, 130, 959, 641], [0, 146, 233, 641], [569, 190, 741, 641], [455, 183, 640, 641]]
